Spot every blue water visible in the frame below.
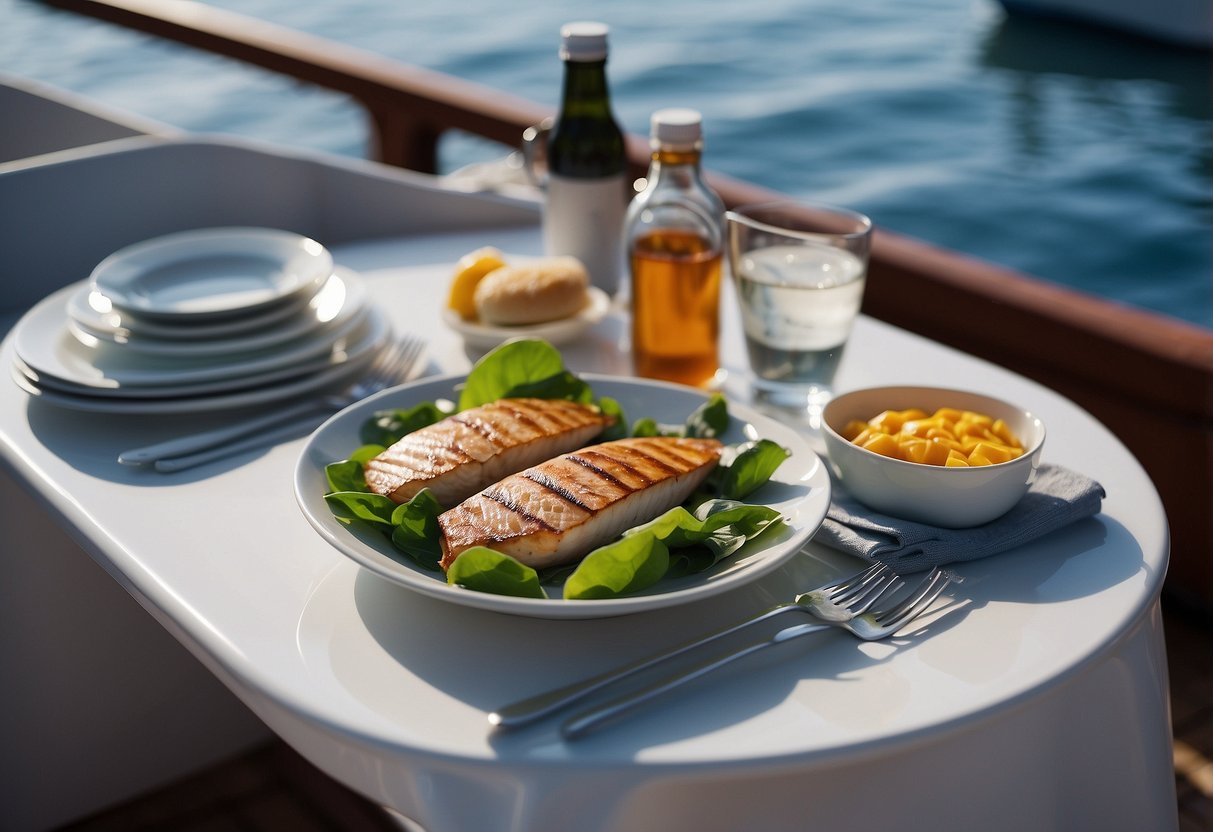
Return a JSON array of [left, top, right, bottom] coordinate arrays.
[[3, 0, 1211, 328]]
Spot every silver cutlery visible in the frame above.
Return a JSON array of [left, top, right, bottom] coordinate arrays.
[[492, 563, 906, 732], [117, 333, 426, 471], [557, 566, 955, 739]]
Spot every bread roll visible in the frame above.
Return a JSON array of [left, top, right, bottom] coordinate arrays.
[[473, 256, 590, 325]]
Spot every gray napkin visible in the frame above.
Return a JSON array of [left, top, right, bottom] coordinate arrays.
[[814, 463, 1105, 572]]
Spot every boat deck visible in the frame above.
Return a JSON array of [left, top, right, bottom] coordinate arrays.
[[54, 598, 1212, 832]]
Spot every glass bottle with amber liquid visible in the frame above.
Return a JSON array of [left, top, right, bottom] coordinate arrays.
[[544, 21, 627, 296], [625, 108, 725, 387]]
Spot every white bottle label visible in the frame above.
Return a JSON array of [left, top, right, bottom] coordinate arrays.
[[542, 173, 627, 295]]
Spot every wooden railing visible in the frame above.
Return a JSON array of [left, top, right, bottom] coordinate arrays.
[[37, 0, 1213, 609]]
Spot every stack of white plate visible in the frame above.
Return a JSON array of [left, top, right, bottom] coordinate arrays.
[[10, 227, 391, 415]]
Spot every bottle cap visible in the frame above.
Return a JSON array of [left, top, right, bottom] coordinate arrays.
[[651, 108, 703, 148], [560, 22, 609, 61]]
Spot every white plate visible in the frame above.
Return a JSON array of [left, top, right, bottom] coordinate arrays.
[[14, 281, 370, 390], [67, 269, 368, 359], [15, 305, 383, 400], [442, 286, 611, 349], [294, 375, 831, 619], [68, 282, 314, 341], [89, 227, 333, 320], [12, 308, 393, 415]]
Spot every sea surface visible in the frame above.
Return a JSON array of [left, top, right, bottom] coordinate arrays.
[[3, 0, 1211, 329]]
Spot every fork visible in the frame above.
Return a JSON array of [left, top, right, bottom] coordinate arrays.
[[558, 567, 955, 739], [117, 333, 426, 471], [490, 563, 905, 733]]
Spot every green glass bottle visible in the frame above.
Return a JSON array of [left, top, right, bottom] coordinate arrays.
[[544, 21, 628, 295]]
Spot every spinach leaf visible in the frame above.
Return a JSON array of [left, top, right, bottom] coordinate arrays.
[[360, 401, 449, 446], [458, 339, 567, 410], [324, 491, 398, 527], [447, 547, 545, 598], [564, 536, 670, 600], [503, 369, 593, 403], [562, 501, 784, 600], [684, 393, 730, 438], [388, 489, 445, 571], [716, 439, 792, 500], [326, 459, 367, 493]]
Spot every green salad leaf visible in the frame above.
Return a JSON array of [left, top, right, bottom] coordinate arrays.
[[389, 489, 445, 570], [446, 547, 545, 598], [360, 401, 449, 446], [458, 339, 574, 410], [715, 439, 792, 500], [563, 500, 784, 600], [324, 491, 397, 526]]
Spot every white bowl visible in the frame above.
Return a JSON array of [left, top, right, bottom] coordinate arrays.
[[821, 386, 1046, 528]]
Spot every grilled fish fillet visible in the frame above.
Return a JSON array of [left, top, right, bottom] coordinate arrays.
[[438, 436, 723, 571], [363, 398, 612, 506]]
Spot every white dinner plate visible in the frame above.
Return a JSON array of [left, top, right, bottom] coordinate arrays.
[[68, 282, 314, 341], [89, 227, 333, 320], [14, 282, 370, 390], [12, 308, 392, 415], [67, 268, 368, 359], [442, 286, 611, 349], [15, 304, 385, 400], [294, 375, 831, 619]]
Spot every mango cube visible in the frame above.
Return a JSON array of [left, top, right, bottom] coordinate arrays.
[[860, 433, 902, 459], [841, 420, 870, 441]]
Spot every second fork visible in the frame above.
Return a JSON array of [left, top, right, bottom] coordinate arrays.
[[559, 567, 955, 739], [490, 563, 905, 732]]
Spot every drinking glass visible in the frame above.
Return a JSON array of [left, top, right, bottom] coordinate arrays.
[[727, 201, 872, 423]]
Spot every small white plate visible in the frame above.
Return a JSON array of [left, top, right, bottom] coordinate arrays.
[[68, 282, 312, 341], [68, 269, 368, 359], [89, 227, 333, 320], [13, 308, 392, 415], [14, 281, 369, 390], [442, 286, 611, 349], [294, 375, 831, 619]]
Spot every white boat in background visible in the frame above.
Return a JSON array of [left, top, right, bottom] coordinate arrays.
[[998, 0, 1213, 48]]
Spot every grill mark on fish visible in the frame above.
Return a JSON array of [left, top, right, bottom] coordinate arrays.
[[573, 449, 658, 485], [363, 398, 613, 506], [494, 400, 546, 434], [484, 489, 559, 532], [439, 437, 724, 571], [566, 454, 635, 493], [524, 470, 593, 512], [450, 414, 500, 445]]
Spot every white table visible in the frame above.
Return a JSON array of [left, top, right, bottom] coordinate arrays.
[[0, 138, 1176, 831]]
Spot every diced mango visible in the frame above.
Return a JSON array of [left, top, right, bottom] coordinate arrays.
[[919, 441, 953, 466], [845, 403, 1025, 467], [869, 409, 925, 432], [841, 420, 870, 441], [971, 441, 1016, 464], [991, 419, 1017, 445], [899, 438, 932, 464], [860, 433, 902, 459]]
